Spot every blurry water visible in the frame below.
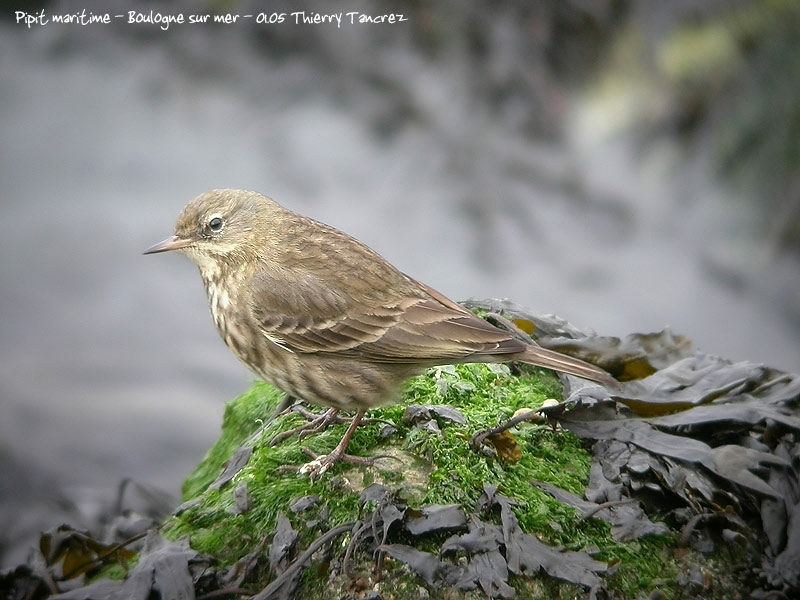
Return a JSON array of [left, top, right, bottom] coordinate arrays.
[[1, 4, 799, 563]]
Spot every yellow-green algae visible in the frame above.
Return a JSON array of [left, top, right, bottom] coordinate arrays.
[[162, 364, 690, 598]]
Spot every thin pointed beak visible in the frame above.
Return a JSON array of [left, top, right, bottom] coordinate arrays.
[[143, 235, 192, 255]]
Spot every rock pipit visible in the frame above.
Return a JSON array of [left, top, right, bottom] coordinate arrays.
[[146, 189, 615, 476]]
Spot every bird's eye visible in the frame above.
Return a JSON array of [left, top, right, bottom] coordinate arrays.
[[208, 216, 223, 232]]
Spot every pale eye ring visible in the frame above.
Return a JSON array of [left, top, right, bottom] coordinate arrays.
[[208, 216, 223, 232]]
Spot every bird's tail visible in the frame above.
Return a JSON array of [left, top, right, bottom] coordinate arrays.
[[517, 345, 617, 387]]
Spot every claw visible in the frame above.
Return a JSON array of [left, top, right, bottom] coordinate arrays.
[[270, 407, 341, 447], [296, 450, 375, 480], [276, 409, 371, 478], [299, 456, 330, 478]]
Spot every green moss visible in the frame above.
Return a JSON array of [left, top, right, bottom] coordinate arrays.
[[163, 364, 686, 597], [180, 381, 285, 499]]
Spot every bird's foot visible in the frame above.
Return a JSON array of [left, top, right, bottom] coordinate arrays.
[[277, 447, 374, 479], [269, 407, 346, 446], [276, 409, 370, 479], [301, 447, 374, 478]]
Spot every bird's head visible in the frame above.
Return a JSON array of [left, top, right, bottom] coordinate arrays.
[[144, 189, 276, 273]]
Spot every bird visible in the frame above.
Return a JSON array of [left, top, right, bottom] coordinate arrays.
[[145, 189, 616, 476]]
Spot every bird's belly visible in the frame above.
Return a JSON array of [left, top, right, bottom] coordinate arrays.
[[262, 354, 415, 411], [205, 281, 417, 411]]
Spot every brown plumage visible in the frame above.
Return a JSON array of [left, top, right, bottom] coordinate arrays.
[[145, 189, 615, 474]]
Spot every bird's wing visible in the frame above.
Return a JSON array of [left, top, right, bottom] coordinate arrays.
[[347, 293, 526, 362], [249, 266, 523, 363]]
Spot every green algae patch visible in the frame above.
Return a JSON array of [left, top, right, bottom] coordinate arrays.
[[163, 365, 680, 597], [180, 381, 286, 500]]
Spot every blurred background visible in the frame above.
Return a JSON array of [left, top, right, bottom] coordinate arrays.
[[2, 0, 799, 566]]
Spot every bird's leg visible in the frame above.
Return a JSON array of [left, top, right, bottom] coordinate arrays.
[[296, 408, 350, 441], [291, 403, 389, 428], [269, 407, 346, 446], [298, 409, 372, 478], [292, 405, 351, 432]]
